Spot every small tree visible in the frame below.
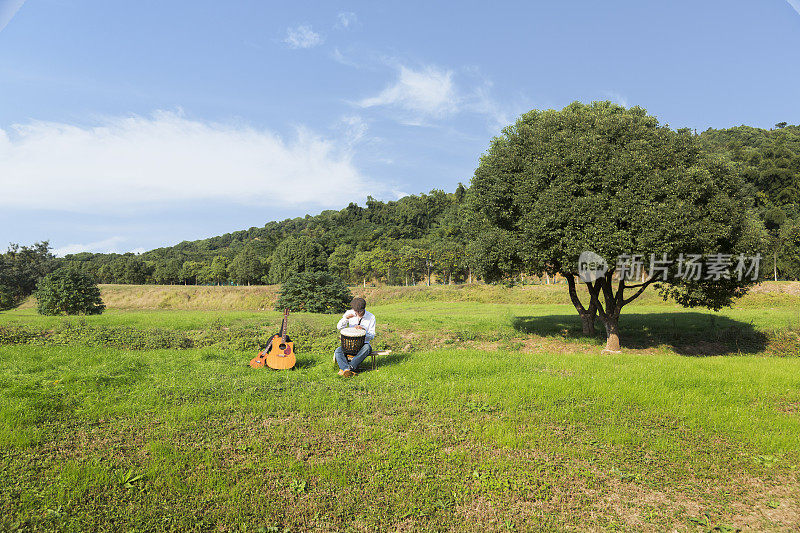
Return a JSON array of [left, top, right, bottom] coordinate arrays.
[[35, 267, 105, 316], [276, 271, 352, 314]]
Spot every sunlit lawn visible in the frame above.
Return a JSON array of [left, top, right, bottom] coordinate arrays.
[[1, 289, 799, 530]]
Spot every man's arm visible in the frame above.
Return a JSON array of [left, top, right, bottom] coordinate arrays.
[[337, 313, 351, 330], [364, 315, 376, 343]]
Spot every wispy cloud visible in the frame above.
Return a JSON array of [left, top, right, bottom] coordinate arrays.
[[284, 25, 323, 49], [336, 12, 357, 29], [787, 0, 800, 16], [0, 111, 375, 213], [356, 62, 526, 131], [337, 115, 369, 146], [358, 65, 459, 120], [52, 236, 145, 257], [602, 91, 629, 108], [0, 0, 25, 33]]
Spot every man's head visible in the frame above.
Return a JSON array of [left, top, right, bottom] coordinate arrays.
[[351, 297, 366, 317]]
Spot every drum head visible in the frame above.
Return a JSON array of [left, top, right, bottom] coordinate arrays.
[[341, 326, 366, 337]]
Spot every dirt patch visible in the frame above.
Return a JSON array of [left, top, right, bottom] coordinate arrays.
[[748, 282, 800, 296], [777, 401, 800, 414]]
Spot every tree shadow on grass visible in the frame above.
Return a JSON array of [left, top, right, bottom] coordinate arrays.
[[512, 312, 769, 356]]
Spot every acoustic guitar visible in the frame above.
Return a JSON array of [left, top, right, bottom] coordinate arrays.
[[250, 309, 296, 370]]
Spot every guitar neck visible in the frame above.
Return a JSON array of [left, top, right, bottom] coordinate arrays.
[[281, 310, 289, 341]]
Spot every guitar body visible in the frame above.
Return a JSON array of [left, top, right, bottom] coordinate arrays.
[[250, 309, 296, 370], [265, 334, 296, 370], [249, 349, 269, 369]]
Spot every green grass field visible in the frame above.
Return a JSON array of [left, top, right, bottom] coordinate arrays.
[[1, 283, 799, 531]]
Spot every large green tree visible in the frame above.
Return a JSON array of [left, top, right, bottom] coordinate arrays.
[[0, 241, 58, 310], [472, 102, 763, 351]]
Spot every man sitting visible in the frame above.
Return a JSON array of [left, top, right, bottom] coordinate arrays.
[[334, 297, 375, 377]]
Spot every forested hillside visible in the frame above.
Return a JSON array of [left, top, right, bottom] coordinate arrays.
[[699, 124, 800, 215], [699, 123, 800, 280], [59, 185, 482, 287], [8, 121, 799, 292]]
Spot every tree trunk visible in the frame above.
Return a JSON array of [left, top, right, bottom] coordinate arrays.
[[566, 275, 598, 336], [545, 272, 550, 284], [774, 252, 778, 281], [602, 315, 621, 352], [580, 313, 596, 336], [363, 278, 366, 288]]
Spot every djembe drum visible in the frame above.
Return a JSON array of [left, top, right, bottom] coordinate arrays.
[[340, 327, 366, 356]]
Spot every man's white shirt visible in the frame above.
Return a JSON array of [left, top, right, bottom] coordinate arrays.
[[337, 310, 376, 343]]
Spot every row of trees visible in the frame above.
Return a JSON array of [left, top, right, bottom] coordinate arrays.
[[58, 186, 499, 287]]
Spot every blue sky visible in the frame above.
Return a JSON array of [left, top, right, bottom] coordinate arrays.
[[1, 0, 800, 255]]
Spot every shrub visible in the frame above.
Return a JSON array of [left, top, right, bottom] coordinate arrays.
[[34, 267, 105, 316], [276, 271, 352, 314]]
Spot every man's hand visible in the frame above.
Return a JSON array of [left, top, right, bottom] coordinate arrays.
[[355, 325, 365, 330], [345, 311, 356, 319]]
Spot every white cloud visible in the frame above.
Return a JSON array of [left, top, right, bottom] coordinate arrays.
[[788, 0, 800, 16], [603, 91, 629, 108], [467, 84, 516, 132], [284, 25, 323, 49], [52, 236, 144, 257], [337, 115, 368, 146], [358, 65, 458, 119], [356, 63, 525, 131], [336, 12, 357, 29], [391, 189, 410, 199], [0, 111, 374, 213], [0, 0, 25, 33]]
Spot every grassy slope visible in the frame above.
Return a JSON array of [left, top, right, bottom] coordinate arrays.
[[23, 281, 797, 310], [1, 283, 799, 531]]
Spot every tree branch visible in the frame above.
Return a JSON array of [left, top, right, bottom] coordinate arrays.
[[593, 278, 609, 320], [615, 279, 625, 312], [622, 276, 658, 306], [565, 274, 586, 313]]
